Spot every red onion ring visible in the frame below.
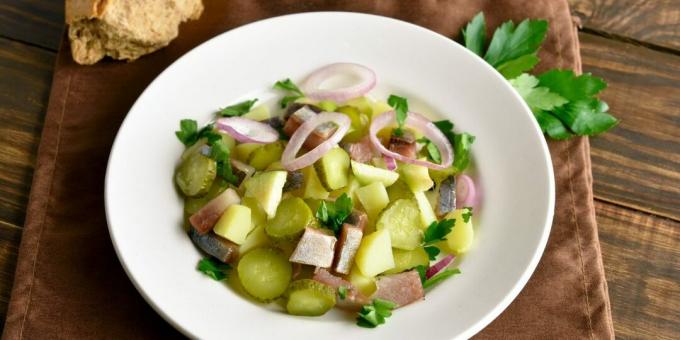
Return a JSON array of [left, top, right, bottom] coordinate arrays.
[[426, 254, 455, 279], [301, 63, 377, 103], [369, 111, 453, 170], [383, 155, 397, 171], [456, 174, 476, 208], [216, 117, 279, 144], [281, 112, 351, 171]]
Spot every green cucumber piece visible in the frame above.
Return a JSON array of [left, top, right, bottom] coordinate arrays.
[[314, 147, 350, 190], [385, 247, 430, 274], [237, 248, 292, 301], [265, 197, 313, 241], [351, 160, 399, 187], [175, 152, 217, 197], [376, 199, 423, 250], [286, 279, 336, 316], [248, 141, 285, 171]]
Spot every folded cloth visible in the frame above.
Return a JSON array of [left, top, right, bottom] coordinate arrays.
[[2, 1, 613, 339]]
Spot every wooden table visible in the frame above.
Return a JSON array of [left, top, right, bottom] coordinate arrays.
[[0, 1, 678, 338]]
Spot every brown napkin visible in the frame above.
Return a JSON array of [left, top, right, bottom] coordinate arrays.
[[3, 0, 613, 338]]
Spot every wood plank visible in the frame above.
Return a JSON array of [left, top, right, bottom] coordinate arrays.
[[0, 37, 55, 227], [595, 200, 680, 339], [579, 32, 680, 221], [569, 0, 680, 51], [0, 221, 21, 327], [0, 0, 63, 50]]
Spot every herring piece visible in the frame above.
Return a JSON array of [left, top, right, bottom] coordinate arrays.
[[289, 227, 337, 268], [437, 176, 456, 217], [343, 136, 375, 163], [345, 209, 368, 231], [313, 268, 370, 310], [189, 188, 241, 234], [372, 270, 424, 307], [388, 130, 417, 159], [189, 228, 239, 264], [283, 170, 304, 192], [283, 106, 337, 149], [333, 224, 364, 275]]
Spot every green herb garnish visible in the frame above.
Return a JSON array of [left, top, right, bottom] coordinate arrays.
[[219, 98, 258, 117], [424, 246, 441, 261], [417, 137, 442, 164], [209, 140, 239, 185], [387, 94, 409, 136], [433, 120, 475, 173], [197, 257, 231, 281], [273, 78, 304, 108], [423, 219, 455, 246], [356, 299, 398, 328], [338, 286, 348, 300], [461, 207, 473, 223], [175, 120, 222, 146], [461, 12, 617, 138], [316, 193, 353, 234], [422, 268, 461, 289]]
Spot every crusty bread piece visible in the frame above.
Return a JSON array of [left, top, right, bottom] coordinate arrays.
[[66, 0, 203, 65]]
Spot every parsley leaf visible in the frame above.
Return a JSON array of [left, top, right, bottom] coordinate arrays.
[[483, 19, 548, 70], [417, 137, 442, 164], [176, 119, 199, 146], [496, 53, 540, 79], [462, 12, 486, 57], [338, 286, 348, 300], [509, 74, 568, 112], [316, 193, 353, 234], [537, 70, 607, 102], [356, 299, 398, 328], [552, 99, 618, 136], [387, 94, 409, 136], [423, 219, 455, 246], [273, 79, 304, 108], [433, 120, 475, 173], [209, 140, 239, 185], [219, 98, 258, 117], [415, 265, 427, 284], [424, 246, 441, 261], [422, 268, 461, 289], [197, 257, 231, 281], [461, 207, 473, 223]]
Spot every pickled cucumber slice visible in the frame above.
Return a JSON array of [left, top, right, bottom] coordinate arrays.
[[237, 248, 292, 301], [265, 197, 313, 241], [376, 199, 423, 250], [175, 152, 217, 197], [314, 147, 350, 190], [286, 279, 336, 316], [248, 141, 285, 171], [385, 247, 430, 274]]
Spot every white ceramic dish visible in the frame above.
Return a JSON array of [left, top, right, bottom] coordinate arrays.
[[105, 12, 554, 340]]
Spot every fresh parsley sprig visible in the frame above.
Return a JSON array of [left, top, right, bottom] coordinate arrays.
[[218, 98, 258, 117], [175, 120, 221, 146], [197, 257, 231, 281], [461, 12, 618, 139], [209, 139, 239, 185], [316, 193, 353, 234], [273, 78, 304, 108], [422, 219, 455, 260], [433, 120, 475, 173], [414, 265, 462, 289], [417, 137, 442, 164], [356, 299, 398, 328], [387, 94, 409, 136]]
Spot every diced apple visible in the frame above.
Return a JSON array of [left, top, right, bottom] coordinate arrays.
[[213, 204, 252, 244], [399, 161, 434, 192], [244, 171, 287, 218], [239, 225, 271, 255], [351, 160, 399, 187], [413, 191, 436, 229], [302, 166, 330, 200], [241, 197, 266, 228], [355, 182, 389, 220], [354, 229, 395, 277]]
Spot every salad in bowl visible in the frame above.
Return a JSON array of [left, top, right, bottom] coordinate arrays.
[[174, 62, 477, 327]]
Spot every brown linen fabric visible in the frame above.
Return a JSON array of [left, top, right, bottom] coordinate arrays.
[[3, 0, 613, 339]]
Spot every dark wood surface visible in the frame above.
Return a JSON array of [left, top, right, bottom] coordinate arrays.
[[0, 1, 678, 339]]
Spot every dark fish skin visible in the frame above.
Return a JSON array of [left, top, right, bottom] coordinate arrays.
[[333, 224, 363, 275], [388, 130, 417, 159], [189, 228, 239, 263], [345, 210, 368, 231], [230, 159, 255, 185], [437, 176, 456, 217], [283, 170, 304, 192]]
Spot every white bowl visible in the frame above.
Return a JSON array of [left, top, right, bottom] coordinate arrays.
[[105, 12, 554, 340]]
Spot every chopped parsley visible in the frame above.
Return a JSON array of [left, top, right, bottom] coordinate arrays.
[[424, 246, 441, 261], [209, 140, 239, 185], [356, 298, 397, 328], [316, 193, 353, 234], [462, 207, 473, 223], [218, 98, 258, 117], [417, 137, 442, 164], [197, 257, 231, 281], [433, 120, 475, 173], [422, 219, 454, 260], [414, 265, 462, 289], [338, 286, 348, 300], [273, 78, 304, 108], [387, 94, 409, 136]]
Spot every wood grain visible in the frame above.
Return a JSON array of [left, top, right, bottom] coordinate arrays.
[[579, 32, 680, 221], [569, 0, 680, 51], [0, 37, 54, 226], [0, 0, 63, 50], [596, 201, 680, 339], [0, 222, 21, 325]]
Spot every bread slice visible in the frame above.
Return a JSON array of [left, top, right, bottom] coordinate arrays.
[[66, 0, 203, 64]]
